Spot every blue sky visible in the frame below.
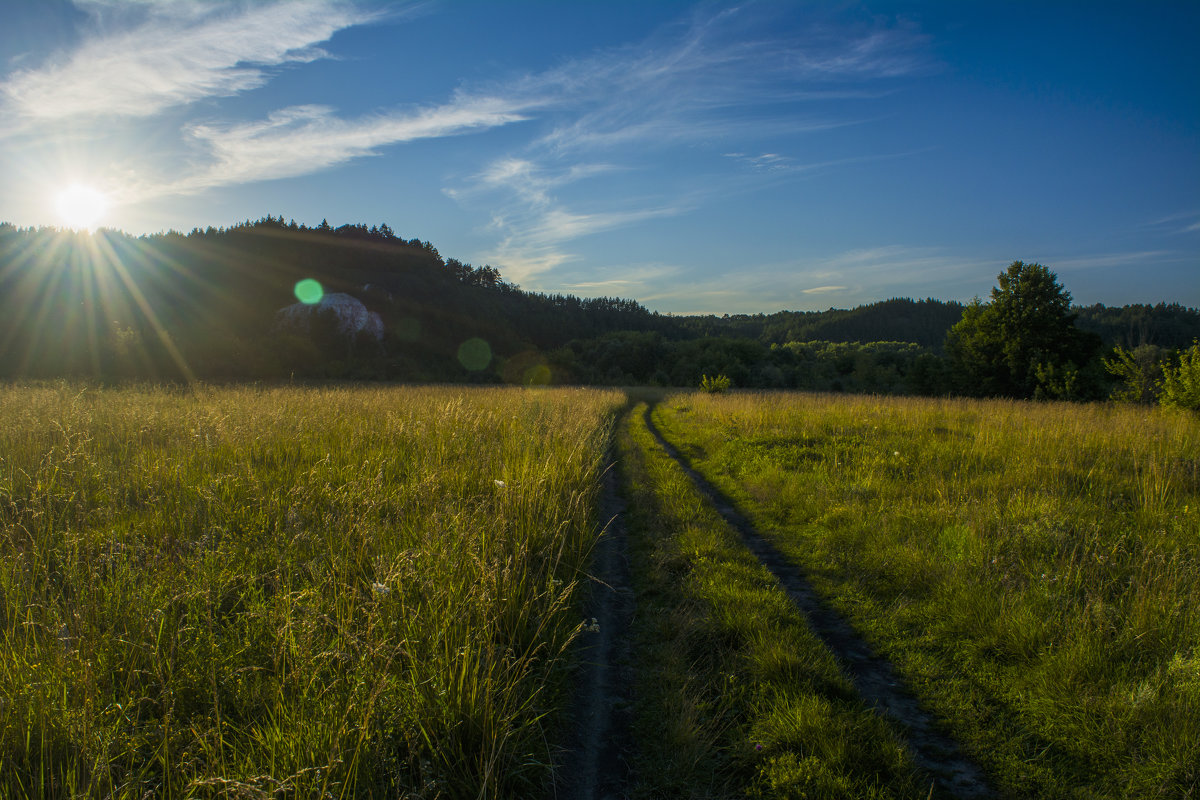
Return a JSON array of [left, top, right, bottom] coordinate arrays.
[[1, 1, 1196, 313]]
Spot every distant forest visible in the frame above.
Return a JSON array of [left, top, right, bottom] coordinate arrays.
[[2, 217, 1197, 399]]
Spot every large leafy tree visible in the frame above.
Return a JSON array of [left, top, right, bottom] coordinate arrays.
[[945, 261, 1101, 399]]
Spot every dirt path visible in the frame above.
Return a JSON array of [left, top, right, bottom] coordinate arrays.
[[643, 405, 995, 799], [551, 461, 636, 800]]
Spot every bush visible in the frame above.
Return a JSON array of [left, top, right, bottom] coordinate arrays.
[[1104, 344, 1167, 404], [1160, 340, 1200, 411], [700, 373, 732, 394]]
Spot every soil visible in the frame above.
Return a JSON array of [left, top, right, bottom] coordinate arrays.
[[642, 405, 995, 800]]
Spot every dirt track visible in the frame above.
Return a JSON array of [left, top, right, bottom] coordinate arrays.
[[552, 406, 995, 798], [551, 462, 636, 800]]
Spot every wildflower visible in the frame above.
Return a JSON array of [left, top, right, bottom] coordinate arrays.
[[372, 582, 390, 597], [893, 451, 900, 457], [755, 743, 763, 752], [494, 479, 507, 488]]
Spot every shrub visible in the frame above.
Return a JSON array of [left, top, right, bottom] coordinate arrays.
[[700, 373, 732, 394], [1160, 340, 1200, 411], [1104, 344, 1167, 404]]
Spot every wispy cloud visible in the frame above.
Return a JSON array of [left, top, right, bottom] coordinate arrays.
[[449, 158, 623, 208], [527, 207, 684, 242], [1, 1, 380, 122], [634, 246, 999, 313], [446, 7, 929, 288], [725, 152, 795, 171], [485, 203, 692, 284], [723, 147, 932, 175], [1146, 209, 1200, 235], [516, 6, 929, 155], [2, 0, 531, 205], [556, 263, 683, 294], [158, 98, 533, 196]]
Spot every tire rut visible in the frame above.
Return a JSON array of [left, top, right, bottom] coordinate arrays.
[[643, 405, 994, 799], [551, 461, 636, 800]]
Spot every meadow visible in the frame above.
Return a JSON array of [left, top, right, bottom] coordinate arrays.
[[652, 392, 1199, 798], [3, 382, 1197, 799], [0, 383, 622, 798], [617, 401, 930, 798]]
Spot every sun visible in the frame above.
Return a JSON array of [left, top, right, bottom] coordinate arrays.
[[55, 184, 110, 230]]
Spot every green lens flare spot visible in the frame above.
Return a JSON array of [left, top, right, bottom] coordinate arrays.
[[294, 279, 324, 304], [524, 364, 551, 385], [457, 338, 492, 371]]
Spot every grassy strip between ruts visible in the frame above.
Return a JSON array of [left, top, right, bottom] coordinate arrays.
[[618, 401, 933, 798], [652, 391, 1200, 799], [0, 382, 622, 799]]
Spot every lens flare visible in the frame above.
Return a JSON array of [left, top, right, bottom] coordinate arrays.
[[457, 338, 492, 371], [294, 278, 324, 304]]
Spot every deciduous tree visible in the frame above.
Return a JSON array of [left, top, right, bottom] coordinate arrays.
[[945, 261, 1101, 399]]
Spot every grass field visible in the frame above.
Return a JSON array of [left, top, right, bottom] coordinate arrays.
[[652, 392, 1200, 798], [0, 383, 622, 798], [4, 382, 1196, 799]]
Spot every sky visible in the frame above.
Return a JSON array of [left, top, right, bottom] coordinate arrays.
[[0, 1, 1197, 314]]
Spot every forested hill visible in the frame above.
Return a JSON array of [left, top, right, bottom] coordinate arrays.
[[0, 218, 669, 381], [1, 218, 1197, 390]]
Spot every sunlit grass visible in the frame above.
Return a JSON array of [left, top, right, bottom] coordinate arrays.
[[653, 392, 1200, 798], [618, 402, 928, 798], [0, 382, 622, 798]]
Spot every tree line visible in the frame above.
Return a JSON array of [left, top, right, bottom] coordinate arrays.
[[1, 219, 1197, 406]]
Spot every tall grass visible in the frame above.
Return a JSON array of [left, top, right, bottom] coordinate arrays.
[[0, 382, 622, 798], [654, 392, 1200, 798]]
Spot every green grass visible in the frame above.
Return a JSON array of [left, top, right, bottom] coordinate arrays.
[[0, 382, 623, 798], [652, 391, 1200, 799], [618, 402, 930, 799], [9, 382, 1193, 798]]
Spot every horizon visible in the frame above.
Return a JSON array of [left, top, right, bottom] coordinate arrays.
[[1, 1, 1197, 314]]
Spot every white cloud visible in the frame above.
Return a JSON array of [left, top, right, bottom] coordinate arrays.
[[483, 203, 690, 285], [517, 7, 928, 155], [159, 98, 532, 195], [465, 158, 622, 208], [528, 207, 683, 242], [1146, 210, 1200, 235], [446, 6, 930, 289], [723, 147, 931, 175], [631, 245, 1003, 313], [0, 1, 378, 122]]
